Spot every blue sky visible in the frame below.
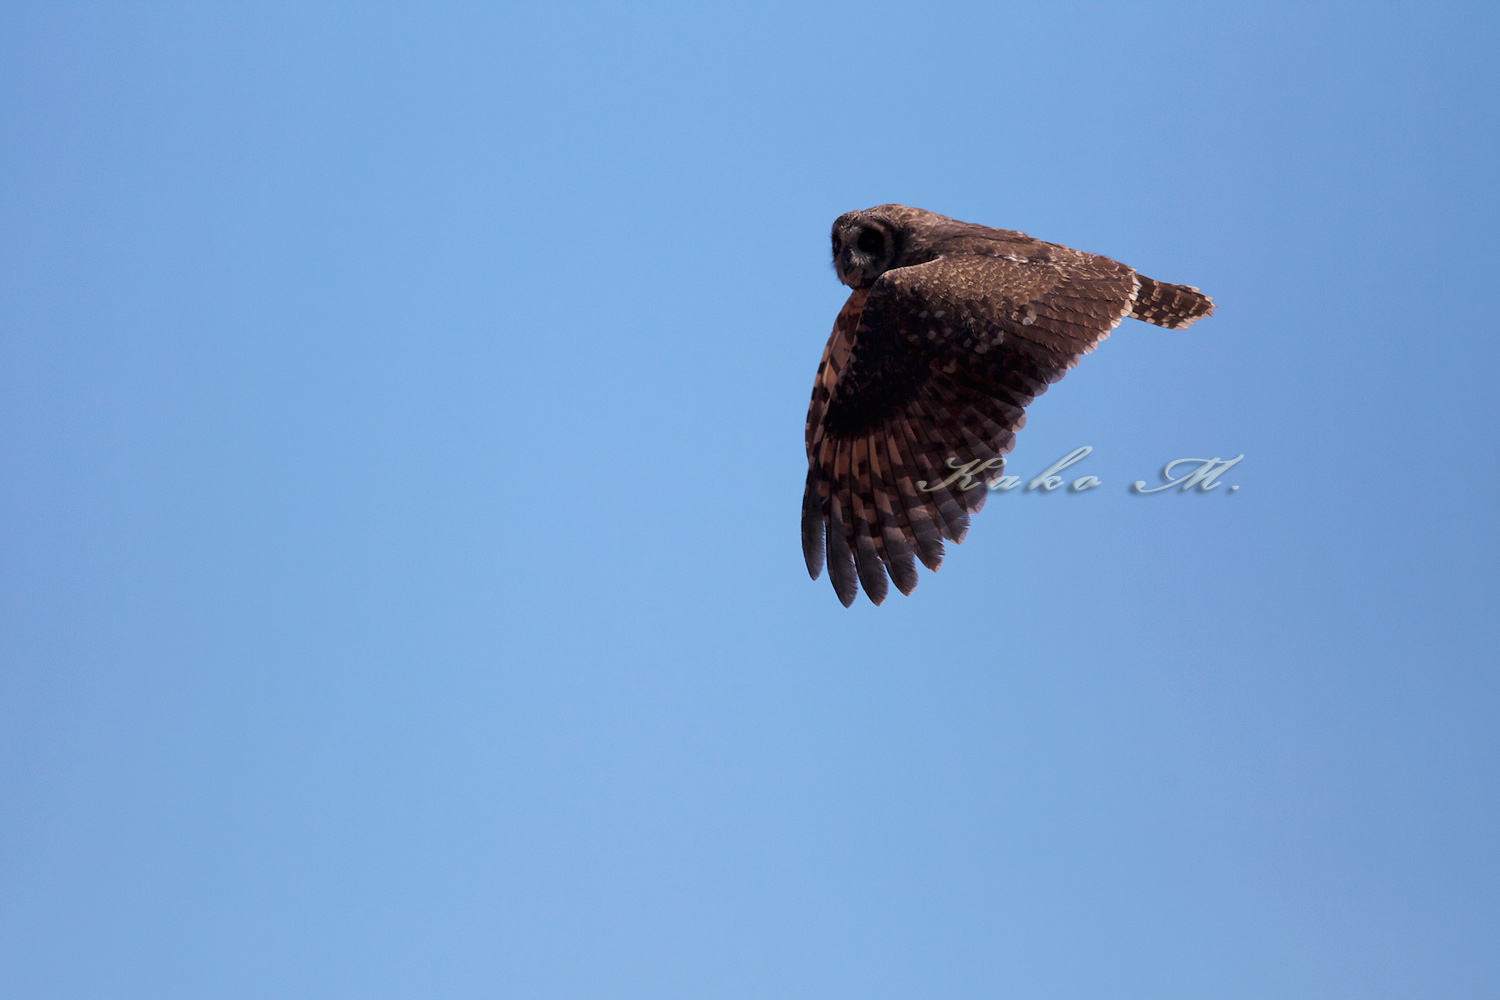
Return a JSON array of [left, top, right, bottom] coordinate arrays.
[[2, 4, 1497, 998]]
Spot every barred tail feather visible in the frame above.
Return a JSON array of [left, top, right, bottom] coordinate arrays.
[[1129, 275, 1214, 330]]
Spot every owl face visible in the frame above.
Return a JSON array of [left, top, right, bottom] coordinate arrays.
[[831, 204, 954, 290], [831, 210, 905, 290]]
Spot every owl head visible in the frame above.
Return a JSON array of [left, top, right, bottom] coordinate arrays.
[[830, 204, 954, 290]]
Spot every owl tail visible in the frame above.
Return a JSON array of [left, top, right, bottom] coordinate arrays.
[[1129, 275, 1214, 330]]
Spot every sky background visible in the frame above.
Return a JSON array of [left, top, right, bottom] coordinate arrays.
[[2, 4, 1497, 998]]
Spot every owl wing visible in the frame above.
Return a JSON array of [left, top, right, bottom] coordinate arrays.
[[802, 247, 1139, 606]]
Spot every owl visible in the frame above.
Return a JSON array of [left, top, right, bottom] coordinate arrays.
[[803, 204, 1214, 606]]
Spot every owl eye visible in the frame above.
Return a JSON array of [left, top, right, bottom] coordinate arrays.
[[857, 230, 885, 255], [832, 235, 843, 253]]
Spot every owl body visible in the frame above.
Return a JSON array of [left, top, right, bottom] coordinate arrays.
[[804, 204, 1213, 606]]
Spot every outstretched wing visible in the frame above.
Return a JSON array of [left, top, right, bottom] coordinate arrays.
[[802, 247, 1139, 606]]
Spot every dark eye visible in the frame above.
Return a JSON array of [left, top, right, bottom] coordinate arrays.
[[832, 234, 842, 253], [857, 229, 885, 255]]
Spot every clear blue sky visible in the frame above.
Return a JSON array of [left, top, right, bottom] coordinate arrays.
[[2, 4, 1497, 998]]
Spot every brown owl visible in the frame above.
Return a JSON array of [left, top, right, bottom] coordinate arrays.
[[803, 204, 1214, 606]]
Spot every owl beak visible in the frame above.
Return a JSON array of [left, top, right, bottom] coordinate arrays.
[[835, 248, 856, 287]]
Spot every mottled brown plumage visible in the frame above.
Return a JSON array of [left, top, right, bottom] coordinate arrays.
[[803, 204, 1214, 606]]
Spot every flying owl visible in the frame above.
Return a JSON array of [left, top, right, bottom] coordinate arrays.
[[803, 204, 1214, 606]]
